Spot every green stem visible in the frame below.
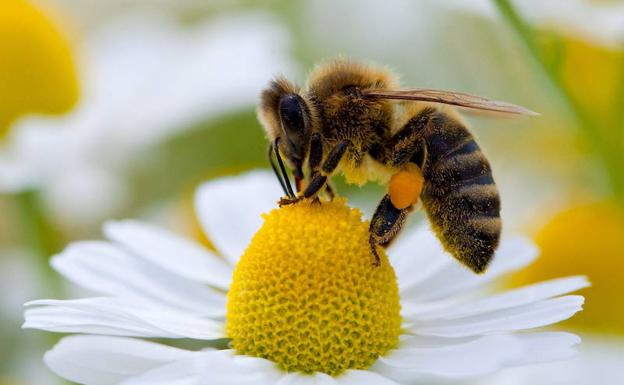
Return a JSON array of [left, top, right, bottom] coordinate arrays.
[[613, 55, 624, 203], [492, 0, 623, 202], [14, 189, 63, 297]]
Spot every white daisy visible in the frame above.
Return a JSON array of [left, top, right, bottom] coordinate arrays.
[[0, 11, 294, 226], [24, 171, 587, 384]]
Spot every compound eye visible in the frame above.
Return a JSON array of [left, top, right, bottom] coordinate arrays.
[[278, 94, 310, 161], [278, 94, 307, 136]]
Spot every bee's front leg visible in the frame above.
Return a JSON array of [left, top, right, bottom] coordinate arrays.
[[308, 133, 323, 177], [324, 181, 336, 201], [301, 140, 349, 201], [277, 196, 302, 206]]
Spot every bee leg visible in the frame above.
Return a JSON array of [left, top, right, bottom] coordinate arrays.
[[283, 132, 330, 206], [369, 195, 411, 266], [304, 132, 324, 194], [324, 180, 336, 200], [302, 140, 349, 200], [308, 133, 323, 176], [384, 107, 435, 167]]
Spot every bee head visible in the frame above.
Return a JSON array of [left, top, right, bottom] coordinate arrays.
[[258, 77, 316, 178]]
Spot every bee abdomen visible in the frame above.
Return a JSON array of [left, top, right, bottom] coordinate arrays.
[[421, 139, 501, 273]]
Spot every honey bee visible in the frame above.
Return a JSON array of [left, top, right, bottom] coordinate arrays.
[[258, 59, 536, 273]]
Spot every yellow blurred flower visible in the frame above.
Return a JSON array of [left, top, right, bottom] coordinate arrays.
[[0, 0, 79, 137], [541, 33, 623, 125], [173, 188, 218, 252], [509, 200, 624, 334]]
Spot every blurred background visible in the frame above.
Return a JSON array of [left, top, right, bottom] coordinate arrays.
[[0, 0, 623, 384]]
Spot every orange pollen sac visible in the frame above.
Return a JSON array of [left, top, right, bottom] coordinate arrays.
[[389, 164, 424, 210]]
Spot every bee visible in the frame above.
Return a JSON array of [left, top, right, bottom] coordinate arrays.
[[258, 59, 536, 273]]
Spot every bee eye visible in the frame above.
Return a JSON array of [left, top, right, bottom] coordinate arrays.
[[278, 94, 310, 160], [278, 94, 307, 135]]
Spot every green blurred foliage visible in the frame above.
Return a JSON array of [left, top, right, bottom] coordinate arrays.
[[495, 0, 624, 202], [128, 109, 265, 209]]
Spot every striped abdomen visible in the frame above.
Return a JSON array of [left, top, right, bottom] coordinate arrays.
[[420, 114, 501, 273]]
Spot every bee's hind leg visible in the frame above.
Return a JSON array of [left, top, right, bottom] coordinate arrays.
[[369, 194, 412, 266]]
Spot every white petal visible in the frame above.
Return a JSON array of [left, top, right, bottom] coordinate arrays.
[[276, 372, 337, 385], [509, 332, 581, 365], [73, 348, 283, 385], [198, 350, 282, 385], [373, 334, 524, 379], [407, 295, 584, 337], [388, 226, 450, 292], [46, 337, 282, 385], [25, 305, 161, 337], [397, 334, 478, 349], [405, 276, 589, 320], [400, 235, 538, 302], [44, 335, 194, 385], [479, 336, 622, 385], [103, 220, 231, 289], [119, 359, 202, 385], [373, 332, 581, 381], [24, 297, 225, 340], [51, 241, 226, 318], [338, 370, 401, 385], [195, 171, 281, 265]]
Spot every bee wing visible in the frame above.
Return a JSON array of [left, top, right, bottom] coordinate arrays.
[[363, 88, 538, 116]]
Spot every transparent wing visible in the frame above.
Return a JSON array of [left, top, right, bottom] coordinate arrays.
[[363, 88, 538, 116]]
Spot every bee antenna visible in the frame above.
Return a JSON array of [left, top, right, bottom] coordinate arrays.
[[270, 138, 296, 199]]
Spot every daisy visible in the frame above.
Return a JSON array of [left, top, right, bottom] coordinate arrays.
[[24, 171, 587, 384], [0, 0, 78, 136], [0, 10, 294, 226]]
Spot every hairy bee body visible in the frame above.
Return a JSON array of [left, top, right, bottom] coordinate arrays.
[[259, 59, 527, 273], [417, 107, 501, 272], [307, 61, 397, 183]]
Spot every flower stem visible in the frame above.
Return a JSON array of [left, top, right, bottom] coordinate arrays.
[[492, 0, 624, 202], [14, 189, 63, 296]]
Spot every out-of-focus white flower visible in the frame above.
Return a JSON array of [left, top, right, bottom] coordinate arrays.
[[0, 11, 295, 226], [24, 171, 586, 385]]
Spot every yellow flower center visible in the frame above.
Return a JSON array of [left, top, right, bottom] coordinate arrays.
[[226, 199, 401, 376], [0, 0, 79, 136]]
